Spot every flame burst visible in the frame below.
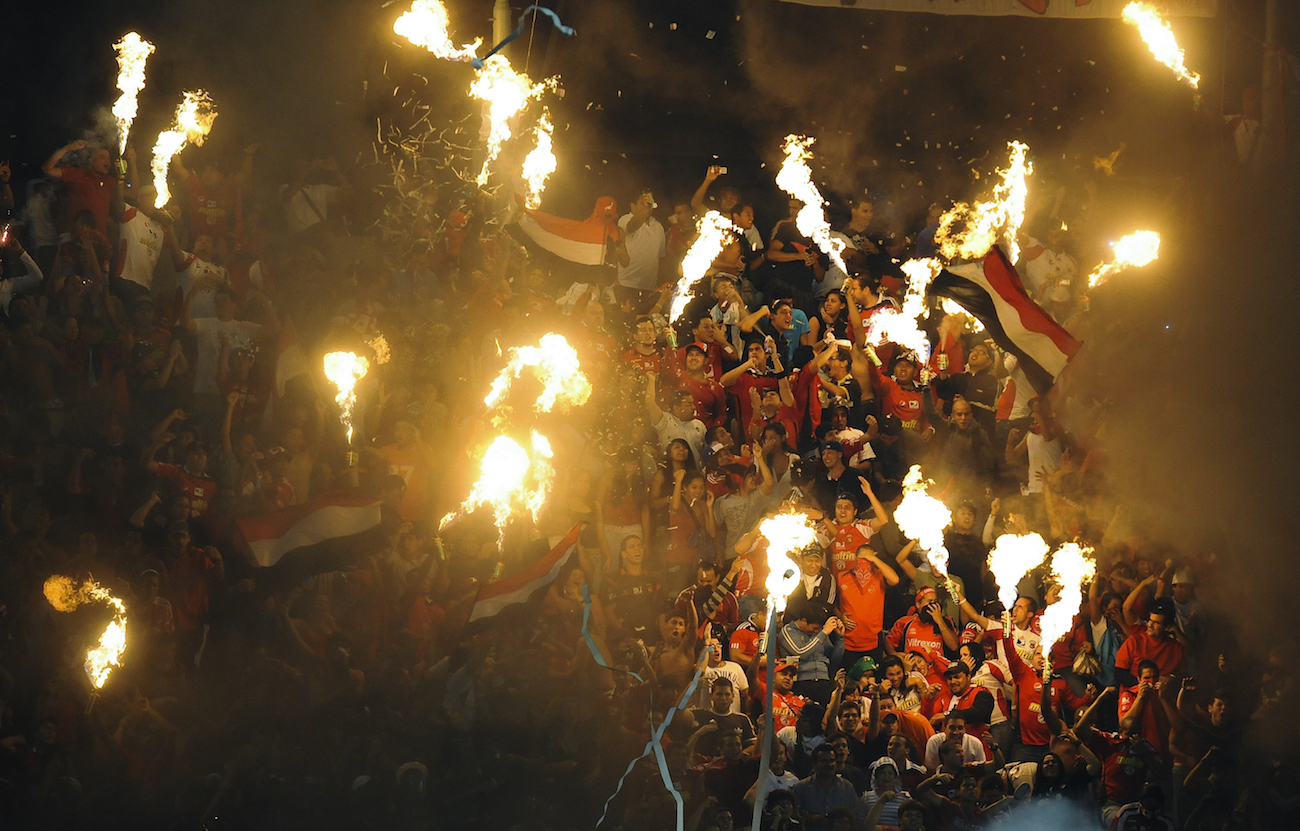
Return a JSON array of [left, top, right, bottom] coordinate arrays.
[[671, 211, 739, 322], [367, 333, 392, 364], [936, 141, 1033, 264], [863, 258, 941, 362], [469, 55, 552, 187], [893, 466, 952, 579], [484, 333, 592, 412], [1087, 230, 1161, 288], [44, 576, 128, 689], [758, 512, 818, 612], [522, 109, 557, 209], [323, 351, 371, 443], [441, 431, 555, 533], [937, 297, 985, 333], [987, 533, 1051, 614], [1122, 2, 1201, 88], [112, 32, 155, 154], [150, 91, 217, 209], [775, 135, 848, 273], [393, 0, 482, 62], [1039, 543, 1097, 662]]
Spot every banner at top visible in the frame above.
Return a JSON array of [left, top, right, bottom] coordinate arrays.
[[775, 0, 1215, 18]]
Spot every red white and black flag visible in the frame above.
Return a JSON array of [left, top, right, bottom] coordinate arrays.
[[928, 246, 1081, 395], [466, 524, 583, 626]]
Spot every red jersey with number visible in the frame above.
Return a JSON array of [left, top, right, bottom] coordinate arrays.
[[730, 620, 762, 665], [868, 363, 929, 432], [819, 520, 875, 573], [1004, 630, 1089, 747], [155, 463, 216, 517]]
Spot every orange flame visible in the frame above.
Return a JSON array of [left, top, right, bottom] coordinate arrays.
[[44, 575, 128, 689], [366, 333, 392, 365], [484, 333, 592, 413], [112, 32, 155, 153], [1039, 542, 1097, 662], [1122, 2, 1200, 88], [522, 109, 557, 210], [393, 0, 482, 62], [1087, 230, 1161, 288], [151, 91, 217, 209], [469, 55, 553, 187], [775, 135, 848, 273], [987, 533, 1050, 613], [894, 466, 951, 578], [671, 211, 739, 322], [758, 512, 818, 612], [936, 141, 1032, 264], [441, 430, 555, 535], [323, 351, 371, 443]]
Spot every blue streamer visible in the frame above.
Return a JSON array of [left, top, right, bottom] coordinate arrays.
[[597, 651, 706, 831], [581, 584, 644, 684], [470, 5, 576, 69]]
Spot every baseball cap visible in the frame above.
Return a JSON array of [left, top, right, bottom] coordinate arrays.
[[878, 414, 903, 437], [894, 351, 918, 366], [775, 657, 799, 673], [821, 439, 844, 455], [686, 341, 709, 354], [847, 656, 878, 681], [1171, 569, 1195, 586], [943, 663, 970, 677], [869, 757, 899, 775]]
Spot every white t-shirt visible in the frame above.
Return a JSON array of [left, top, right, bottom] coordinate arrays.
[[1025, 431, 1062, 494], [923, 732, 987, 772], [281, 183, 339, 234], [193, 317, 261, 395], [117, 208, 164, 289], [654, 412, 707, 464], [177, 255, 229, 321], [616, 214, 666, 291], [694, 662, 749, 713]]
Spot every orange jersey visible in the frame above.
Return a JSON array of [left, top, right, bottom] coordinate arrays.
[[381, 442, 436, 522]]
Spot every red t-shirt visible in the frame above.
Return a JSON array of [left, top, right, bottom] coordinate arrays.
[[183, 171, 241, 238], [168, 546, 215, 631], [1114, 627, 1184, 678], [60, 167, 116, 232], [155, 463, 217, 517], [837, 565, 888, 652], [623, 347, 663, 378], [868, 363, 929, 433], [1118, 685, 1170, 754], [729, 621, 762, 665], [1087, 728, 1157, 805], [1003, 632, 1086, 747], [676, 344, 725, 383], [729, 372, 779, 434], [670, 372, 728, 431]]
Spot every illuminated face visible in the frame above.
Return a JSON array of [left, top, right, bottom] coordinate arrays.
[[951, 401, 974, 431], [946, 671, 969, 695], [888, 734, 909, 759], [684, 478, 706, 502], [829, 739, 849, 765], [830, 409, 849, 431], [801, 552, 824, 576], [665, 616, 687, 642], [834, 498, 857, 524], [747, 342, 768, 368], [838, 707, 861, 732], [1012, 597, 1035, 627], [952, 505, 976, 533], [873, 764, 898, 793], [686, 349, 707, 371], [821, 448, 843, 468], [89, 148, 112, 175], [761, 390, 782, 414], [669, 442, 690, 463], [671, 395, 696, 421], [851, 201, 874, 228], [695, 317, 718, 341], [885, 664, 905, 687], [710, 682, 735, 712], [622, 536, 644, 566], [1138, 665, 1159, 685], [968, 345, 993, 372], [894, 361, 916, 383], [1208, 697, 1228, 726], [635, 320, 656, 345], [945, 717, 967, 741], [775, 668, 797, 692], [1146, 613, 1170, 640], [732, 206, 754, 230], [822, 293, 844, 318], [773, 305, 794, 329], [673, 204, 693, 227]]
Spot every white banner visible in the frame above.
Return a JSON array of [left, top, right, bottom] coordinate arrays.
[[775, 0, 1216, 18]]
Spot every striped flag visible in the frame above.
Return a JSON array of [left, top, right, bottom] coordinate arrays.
[[509, 196, 618, 266], [237, 491, 383, 567], [468, 524, 582, 624], [929, 246, 1082, 395]]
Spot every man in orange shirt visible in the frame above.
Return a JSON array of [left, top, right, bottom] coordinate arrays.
[[836, 544, 900, 668], [376, 421, 439, 526]]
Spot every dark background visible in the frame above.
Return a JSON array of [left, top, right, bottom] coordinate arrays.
[[3, 0, 1299, 642]]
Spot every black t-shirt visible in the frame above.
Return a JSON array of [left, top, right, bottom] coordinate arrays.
[[605, 571, 663, 637], [935, 368, 1000, 435], [689, 709, 757, 756], [810, 465, 869, 516], [767, 221, 819, 292]]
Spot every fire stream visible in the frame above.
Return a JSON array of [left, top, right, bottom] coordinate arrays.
[[670, 211, 739, 323], [323, 352, 371, 444], [1039, 543, 1097, 662], [392, 0, 482, 62], [936, 141, 1032, 264], [893, 466, 956, 594], [987, 533, 1050, 616], [521, 109, 557, 209], [1122, 2, 1201, 89], [366, 332, 392, 365], [758, 513, 818, 613], [484, 333, 592, 413], [775, 136, 847, 273], [864, 258, 941, 363], [440, 431, 554, 533], [112, 32, 155, 153], [1087, 230, 1161, 288], [44, 576, 128, 689], [150, 91, 217, 209], [469, 55, 554, 187]]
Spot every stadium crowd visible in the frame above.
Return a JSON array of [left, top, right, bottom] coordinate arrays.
[[0, 134, 1293, 831]]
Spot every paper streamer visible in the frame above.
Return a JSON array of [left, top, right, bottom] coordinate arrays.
[[470, 5, 575, 69], [597, 649, 705, 831], [582, 585, 644, 684]]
